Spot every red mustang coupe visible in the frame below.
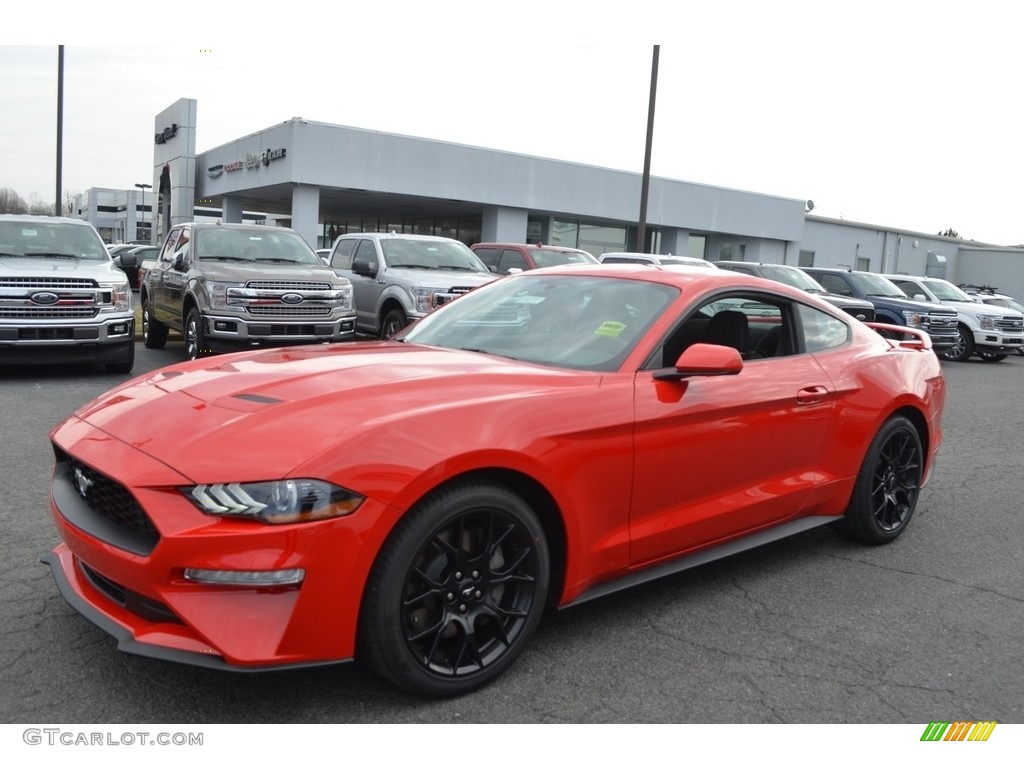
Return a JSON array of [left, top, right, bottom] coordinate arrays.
[[44, 265, 945, 697]]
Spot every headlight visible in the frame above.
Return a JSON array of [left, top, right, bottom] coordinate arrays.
[[977, 314, 998, 330], [411, 286, 435, 314], [204, 281, 246, 310], [335, 284, 354, 311], [902, 310, 925, 328], [99, 282, 131, 312], [181, 479, 364, 524]]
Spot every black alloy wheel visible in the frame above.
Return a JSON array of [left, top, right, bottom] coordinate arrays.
[[835, 415, 923, 545], [184, 307, 207, 360], [359, 482, 549, 697]]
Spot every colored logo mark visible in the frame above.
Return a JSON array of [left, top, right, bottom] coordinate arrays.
[[921, 721, 997, 742]]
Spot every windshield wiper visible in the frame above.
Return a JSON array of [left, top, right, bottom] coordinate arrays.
[[255, 258, 305, 264], [23, 252, 79, 259], [439, 265, 476, 271], [390, 264, 432, 269], [200, 256, 251, 262]]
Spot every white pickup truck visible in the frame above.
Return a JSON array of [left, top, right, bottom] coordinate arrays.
[[884, 274, 1024, 362], [0, 215, 134, 373]]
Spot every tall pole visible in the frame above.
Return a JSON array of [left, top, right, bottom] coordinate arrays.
[[636, 45, 659, 253], [56, 45, 64, 216], [135, 183, 152, 242]]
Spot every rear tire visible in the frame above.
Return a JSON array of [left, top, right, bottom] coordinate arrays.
[[834, 415, 923, 545]]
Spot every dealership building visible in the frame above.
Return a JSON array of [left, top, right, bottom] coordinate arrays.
[[75, 97, 1024, 299]]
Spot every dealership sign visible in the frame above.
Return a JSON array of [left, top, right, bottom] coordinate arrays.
[[154, 123, 179, 145], [245, 148, 287, 170]]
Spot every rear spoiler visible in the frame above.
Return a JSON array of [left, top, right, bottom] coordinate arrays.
[[864, 322, 933, 351]]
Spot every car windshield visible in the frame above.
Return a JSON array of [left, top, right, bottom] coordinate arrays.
[[532, 249, 599, 267], [195, 228, 321, 264], [847, 272, 908, 298], [0, 221, 109, 260], [758, 265, 827, 293], [399, 273, 679, 372], [382, 238, 490, 273], [925, 280, 975, 302]]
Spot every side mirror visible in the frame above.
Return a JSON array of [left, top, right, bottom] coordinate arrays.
[[172, 252, 186, 271], [913, 293, 928, 302], [118, 252, 138, 268], [352, 258, 378, 277], [654, 342, 744, 381]]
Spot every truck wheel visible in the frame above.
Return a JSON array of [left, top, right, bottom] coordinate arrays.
[[940, 325, 974, 362], [977, 351, 1007, 362], [381, 308, 408, 339], [142, 298, 168, 349], [185, 308, 209, 360], [104, 342, 135, 374]]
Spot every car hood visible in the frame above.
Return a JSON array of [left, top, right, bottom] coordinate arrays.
[[867, 295, 955, 313], [69, 342, 595, 482], [190, 261, 344, 283], [386, 266, 496, 288], [0, 255, 124, 280]]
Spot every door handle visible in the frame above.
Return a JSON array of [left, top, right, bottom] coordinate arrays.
[[796, 385, 829, 405]]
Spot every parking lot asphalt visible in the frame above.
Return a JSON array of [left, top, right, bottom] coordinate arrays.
[[1, 345, 1021, 724]]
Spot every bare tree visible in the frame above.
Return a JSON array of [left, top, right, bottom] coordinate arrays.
[[0, 187, 29, 214], [63, 190, 79, 218], [27, 192, 55, 215]]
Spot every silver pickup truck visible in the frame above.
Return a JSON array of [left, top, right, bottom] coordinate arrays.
[[140, 222, 356, 360], [0, 215, 135, 373]]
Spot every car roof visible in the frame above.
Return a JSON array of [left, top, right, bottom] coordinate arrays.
[[335, 232, 462, 242], [474, 242, 590, 252], [0, 214, 93, 227]]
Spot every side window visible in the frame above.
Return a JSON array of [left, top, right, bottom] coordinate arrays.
[[354, 239, 377, 267], [175, 229, 190, 262], [797, 304, 850, 352], [654, 293, 791, 367], [890, 279, 918, 299], [158, 228, 181, 263], [331, 239, 357, 270], [499, 249, 529, 273], [816, 274, 851, 296], [473, 248, 501, 272]]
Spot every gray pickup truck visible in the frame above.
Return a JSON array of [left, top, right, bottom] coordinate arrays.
[[0, 215, 135, 373], [140, 222, 356, 360]]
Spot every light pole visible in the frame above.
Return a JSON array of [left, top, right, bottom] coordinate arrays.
[[134, 183, 152, 243]]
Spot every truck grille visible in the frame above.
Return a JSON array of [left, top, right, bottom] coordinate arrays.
[[0, 277, 98, 289], [924, 314, 957, 331], [245, 280, 334, 291], [0, 306, 98, 319], [996, 316, 1024, 332], [842, 306, 875, 322], [247, 305, 333, 317]]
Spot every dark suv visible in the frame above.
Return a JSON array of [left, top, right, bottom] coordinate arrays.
[[716, 261, 876, 321], [801, 267, 958, 351]]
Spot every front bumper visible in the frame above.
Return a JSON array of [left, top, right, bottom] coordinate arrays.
[[973, 331, 1023, 353], [0, 317, 134, 363], [202, 312, 357, 347], [44, 418, 392, 671]]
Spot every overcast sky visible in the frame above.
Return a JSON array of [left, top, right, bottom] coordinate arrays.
[[3, 1, 1021, 244]]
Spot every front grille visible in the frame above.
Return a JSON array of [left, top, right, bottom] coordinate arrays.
[[245, 280, 334, 291], [246, 305, 333, 317], [925, 314, 957, 330], [996, 316, 1024, 332], [842, 306, 875, 322], [447, 286, 475, 295], [0, 277, 98, 289], [0, 306, 98, 319], [52, 446, 160, 554]]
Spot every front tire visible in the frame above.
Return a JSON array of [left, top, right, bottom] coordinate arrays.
[[977, 351, 1007, 362], [142, 298, 168, 349], [184, 307, 208, 360], [359, 481, 550, 698], [380, 308, 408, 339], [104, 342, 135, 374], [941, 324, 974, 362], [835, 415, 923, 545]]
